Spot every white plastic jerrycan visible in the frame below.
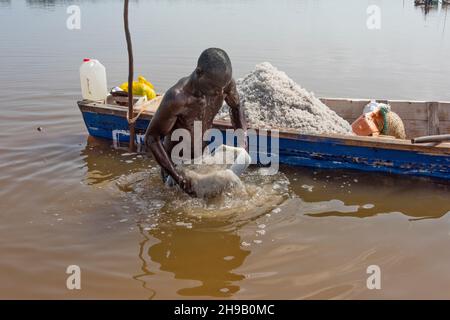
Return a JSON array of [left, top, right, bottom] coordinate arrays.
[[80, 58, 108, 101]]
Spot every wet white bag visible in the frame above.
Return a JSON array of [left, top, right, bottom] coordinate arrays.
[[175, 145, 252, 198]]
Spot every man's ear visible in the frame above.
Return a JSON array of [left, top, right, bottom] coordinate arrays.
[[195, 67, 203, 77]]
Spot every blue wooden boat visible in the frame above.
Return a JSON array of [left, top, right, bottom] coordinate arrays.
[[78, 96, 450, 180]]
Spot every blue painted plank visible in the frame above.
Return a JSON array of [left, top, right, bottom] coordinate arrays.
[[81, 110, 450, 180]]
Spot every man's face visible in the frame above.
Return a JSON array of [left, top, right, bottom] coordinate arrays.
[[198, 72, 231, 96]]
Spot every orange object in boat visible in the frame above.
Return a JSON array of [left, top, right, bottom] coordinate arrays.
[[351, 111, 383, 136]]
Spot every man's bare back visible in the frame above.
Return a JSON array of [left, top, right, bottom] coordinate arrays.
[[144, 48, 247, 196]]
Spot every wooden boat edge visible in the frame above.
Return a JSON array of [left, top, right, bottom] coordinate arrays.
[[77, 100, 450, 156]]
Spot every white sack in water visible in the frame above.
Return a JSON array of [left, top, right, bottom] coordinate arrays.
[[177, 145, 251, 198], [183, 168, 243, 198]]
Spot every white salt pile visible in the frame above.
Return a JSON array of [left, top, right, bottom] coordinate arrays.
[[219, 62, 352, 135]]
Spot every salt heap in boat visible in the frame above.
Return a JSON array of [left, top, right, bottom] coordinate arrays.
[[220, 62, 352, 135]]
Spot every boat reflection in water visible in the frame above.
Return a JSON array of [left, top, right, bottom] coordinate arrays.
[[81, 136, 288, 298], [135, 223, 250, 298], [414, 0, 449, 17], [80, 136, 450, 298]]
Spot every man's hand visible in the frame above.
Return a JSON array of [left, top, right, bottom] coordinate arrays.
[[176, 173, 196, 197]]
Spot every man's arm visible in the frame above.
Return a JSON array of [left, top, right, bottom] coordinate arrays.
[[144, 90, 194, 194], [224, 79, 248, 148]]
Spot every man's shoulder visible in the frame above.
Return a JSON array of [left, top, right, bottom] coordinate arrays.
[[224, 78, 237, 93], [164, 77, 190, 106]]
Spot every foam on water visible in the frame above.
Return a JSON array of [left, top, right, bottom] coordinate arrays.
[[115, 167, 292, 230]]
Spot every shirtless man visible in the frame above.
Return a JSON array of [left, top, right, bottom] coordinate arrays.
[[144, 48, 247, 196]]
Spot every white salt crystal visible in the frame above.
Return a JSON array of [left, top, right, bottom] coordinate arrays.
[[218, 62, 352, 135]]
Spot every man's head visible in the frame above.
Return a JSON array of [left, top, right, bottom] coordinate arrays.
[[194, 48, 232, 95]]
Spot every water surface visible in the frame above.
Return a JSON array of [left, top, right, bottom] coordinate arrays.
[[1, 0, 450, 299]]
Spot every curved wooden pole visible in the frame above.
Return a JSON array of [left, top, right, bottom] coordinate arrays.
[[124, 0, 135, 151]]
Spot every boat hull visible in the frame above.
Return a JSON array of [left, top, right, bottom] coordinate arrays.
[[79, 101, 450, 180]]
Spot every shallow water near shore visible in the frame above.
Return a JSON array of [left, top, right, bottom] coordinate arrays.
[[1, 0, 450, 299]]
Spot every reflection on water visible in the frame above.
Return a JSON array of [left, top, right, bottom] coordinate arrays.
[[415, 1, 438, 16], [77, 136, 450, 299], [26, 0, 64, 7], [81, 137, 291, 297], [413, 0, 450, 17], [282, 166, 450, 221], [25, 0, 102, 8], [145, 223, 249, 297], [81, 136, 149, 186]]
